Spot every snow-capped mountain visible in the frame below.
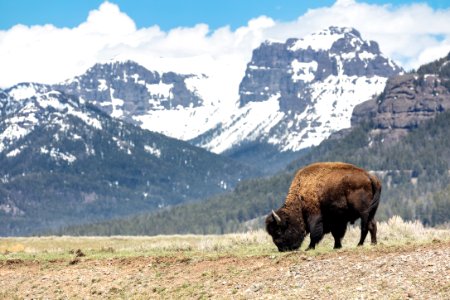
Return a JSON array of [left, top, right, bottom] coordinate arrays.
[[1, 26, 404, 175], [50, 27, 402, 170], [55, 61, 226, 142], [0, 84, 256, 235], [195, 27, 403, 154], [1, 83, 100, 158]]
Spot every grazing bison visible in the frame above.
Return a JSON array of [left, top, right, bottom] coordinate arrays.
[[266, 162, 381, 252]]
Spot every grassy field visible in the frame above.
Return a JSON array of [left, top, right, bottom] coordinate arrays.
[[1, 216, 448, 261], [1, 216, 450, 299]]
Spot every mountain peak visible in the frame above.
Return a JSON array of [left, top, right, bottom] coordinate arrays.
[[227, 27, 403, 154], [288, 26, 362, 52], [328, 26, 360, 36], [82, 60, 159, 82], [56, 60, 203, 123]]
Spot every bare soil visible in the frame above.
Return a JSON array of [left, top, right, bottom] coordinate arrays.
[[1, 241, 450, 299]]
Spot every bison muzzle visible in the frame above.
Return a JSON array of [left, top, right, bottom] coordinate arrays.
[[266, 162, 381, 252]]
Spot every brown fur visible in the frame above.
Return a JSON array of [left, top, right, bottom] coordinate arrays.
[[266, 162, 382, 252]]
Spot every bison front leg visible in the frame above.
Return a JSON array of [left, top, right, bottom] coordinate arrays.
[[306, 215, 324, 251]]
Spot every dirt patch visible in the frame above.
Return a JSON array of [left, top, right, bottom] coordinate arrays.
[[1, 241, 450, 299]]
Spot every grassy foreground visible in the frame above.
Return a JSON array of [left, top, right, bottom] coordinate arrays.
[[1, 216, 449, 261], [1, 216, 450, 299]]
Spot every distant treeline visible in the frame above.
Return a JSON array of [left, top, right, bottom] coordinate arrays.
[[416, 51, 450, 91]]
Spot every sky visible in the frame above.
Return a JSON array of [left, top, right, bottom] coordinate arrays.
[[1, 0, 450, 89], [1, 0, 450, 31]]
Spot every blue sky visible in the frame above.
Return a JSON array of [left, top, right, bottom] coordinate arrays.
[[1, 0, 449, 31]]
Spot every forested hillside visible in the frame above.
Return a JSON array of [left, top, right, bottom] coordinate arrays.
[[57, 110, 450, 235], [287, 110, 450, 224], [0, 86, 257, 236]]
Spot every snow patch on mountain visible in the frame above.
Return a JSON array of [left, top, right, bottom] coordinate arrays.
[[98, 79, 108, 91], [40, 146, 77, 163], [144, 144, 161, 158], [202, 93, 285, 153], [7, 84, 42, 101], [68, 107, 103, 130], [291, 60, 318, 83], [6, 148, 21, 158], [146, 82, 173, 99], [112, 136, 134, 155], [0, 111, 36, 153], [275, 75, 387, 151], [109, 87, 125, 119], [0, 86, 105, 158], [289, 27, 350, 52]]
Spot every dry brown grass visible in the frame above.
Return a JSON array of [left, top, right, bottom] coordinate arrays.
[[0, 216, 449, 261]]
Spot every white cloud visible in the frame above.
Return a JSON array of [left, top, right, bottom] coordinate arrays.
[[0, 2, 141, 88], [0, 0, 449, 94]]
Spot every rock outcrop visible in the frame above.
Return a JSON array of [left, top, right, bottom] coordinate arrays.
[[352, 52, 450, 143]]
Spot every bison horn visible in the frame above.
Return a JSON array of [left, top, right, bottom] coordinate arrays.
[[272, 210, 281, 224]]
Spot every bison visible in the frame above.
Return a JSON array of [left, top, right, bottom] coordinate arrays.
[[266, 162, 381, 252]]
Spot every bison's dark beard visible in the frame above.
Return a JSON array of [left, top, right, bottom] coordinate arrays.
[[265, 211, 306, 252], [276, 241, 302, 252]]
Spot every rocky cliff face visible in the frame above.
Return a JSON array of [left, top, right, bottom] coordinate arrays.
[[195, 27, 403, 155], [56, 61, 202, 124], [239, 27, 401, 109], [351, 52, 450, 143]]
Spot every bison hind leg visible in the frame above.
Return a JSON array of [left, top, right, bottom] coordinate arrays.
[[357, 215, 378, 247], [368, 218, 377, 245], [331, 222, 347, 249], [358, 214, 373, 246]]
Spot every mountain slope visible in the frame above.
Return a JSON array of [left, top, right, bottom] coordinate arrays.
[[194, 27, 403, 154], [59, 53, 450, 235], [50, 27, 402, 173], [60, 109, 450, 236], [55, 60, 225, 143], [0, 84, 257, 236]]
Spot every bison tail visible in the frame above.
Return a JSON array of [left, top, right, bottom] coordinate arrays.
[[367, 174, 382, 219]]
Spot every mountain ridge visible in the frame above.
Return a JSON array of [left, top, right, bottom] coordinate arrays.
[[194, 27, 403, 156], [56, 52, 450, 236], [0, 84, 257, 236], [37, 26, 404, 173]]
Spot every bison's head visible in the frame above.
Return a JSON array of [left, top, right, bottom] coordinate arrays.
[[265, 209, 306, 252]]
